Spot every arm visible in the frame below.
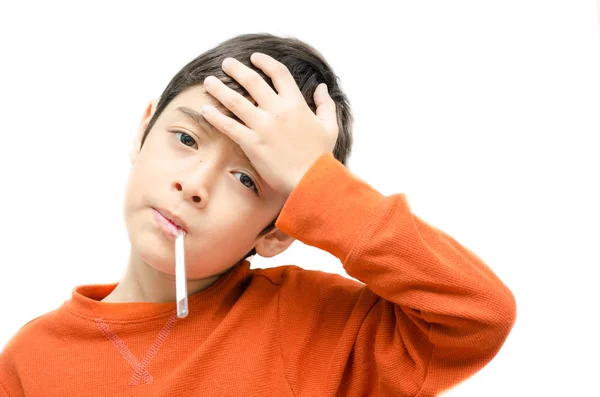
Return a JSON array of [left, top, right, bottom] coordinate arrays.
[[0, 381, 11, 397], [0, 350, 18, 397], [275, 152, 517, 396]]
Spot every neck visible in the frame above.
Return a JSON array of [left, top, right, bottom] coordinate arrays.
[[101, 247, 223, 303]]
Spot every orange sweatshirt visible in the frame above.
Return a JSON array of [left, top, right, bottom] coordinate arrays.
[[0, 152, 516, 397]]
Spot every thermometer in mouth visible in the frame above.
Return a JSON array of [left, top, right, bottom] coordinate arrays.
[[175, 231, 188, 318]]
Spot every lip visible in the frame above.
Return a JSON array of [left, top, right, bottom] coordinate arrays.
[[153, 207, 189, 235]]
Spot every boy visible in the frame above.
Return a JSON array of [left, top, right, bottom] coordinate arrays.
[[0, 33, 516, 396]]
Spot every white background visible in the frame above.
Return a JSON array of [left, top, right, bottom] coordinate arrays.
[[1, 1, 599, 395]]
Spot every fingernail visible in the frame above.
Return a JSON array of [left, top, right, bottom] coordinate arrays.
[[201, 105, 212, 114], [321, 83, 328, 93], [222, 58, 233, 70], [204, 76, 215, 86]]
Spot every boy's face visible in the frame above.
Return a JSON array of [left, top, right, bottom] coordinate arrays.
[[124, 85, 294, 279]]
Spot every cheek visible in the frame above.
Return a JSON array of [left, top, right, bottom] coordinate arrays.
[[123, 164, 151, 211], [192, 208, 262, 250], [122, 168, 141, 215], [127, 144, 174, 199]]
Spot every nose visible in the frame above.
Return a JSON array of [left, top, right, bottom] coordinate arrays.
[[172, 161, 216, 207]]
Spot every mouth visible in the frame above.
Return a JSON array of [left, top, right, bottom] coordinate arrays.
[[152, 208, 188, 236]]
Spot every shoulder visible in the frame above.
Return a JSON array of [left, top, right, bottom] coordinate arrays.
[[252, 264, 366, 300], [1, 309, 59, 359], [254, 265, 380, 341], [0, 309, 57, 386]]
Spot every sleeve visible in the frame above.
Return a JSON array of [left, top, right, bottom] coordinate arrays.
[[274, 152, 517, 396], [0, 352, 17, 397], [0, 381, 11, 397], [0, 340, 21, 397]]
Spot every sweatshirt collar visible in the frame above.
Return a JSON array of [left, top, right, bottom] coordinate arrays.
[[62, 260, 250, 321]]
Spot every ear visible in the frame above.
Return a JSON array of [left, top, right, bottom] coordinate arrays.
[[254, 228, 296, 258], [129, 99, 158, 165]]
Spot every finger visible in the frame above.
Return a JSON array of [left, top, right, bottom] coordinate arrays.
[[250, 53, 303, 101], [200, 104, 254, 146], [221, 57, 278, 109], [203, 75, 263, 128], [314, 84, 338, 134]]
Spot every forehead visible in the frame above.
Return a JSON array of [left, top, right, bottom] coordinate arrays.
[[168, 84, 255, 116], [168, 85, 219, 113]]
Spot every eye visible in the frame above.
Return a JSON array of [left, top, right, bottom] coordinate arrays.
[[233, 172, 259, 195], [172, 131, 197, 149]]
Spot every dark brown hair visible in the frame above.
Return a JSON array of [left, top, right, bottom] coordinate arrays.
[[139, 33, 353, 260]]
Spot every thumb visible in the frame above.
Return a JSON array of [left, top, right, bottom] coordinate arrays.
[[314, 84, 338, 133]]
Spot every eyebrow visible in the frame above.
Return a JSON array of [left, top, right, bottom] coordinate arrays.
[[174, 106, 262, 184], [175, 106, 218, 137]]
